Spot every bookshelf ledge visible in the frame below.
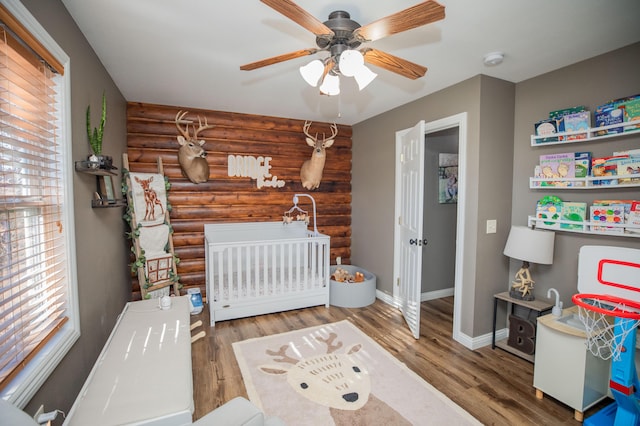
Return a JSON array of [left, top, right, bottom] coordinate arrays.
[[527, 216, 640, 238]]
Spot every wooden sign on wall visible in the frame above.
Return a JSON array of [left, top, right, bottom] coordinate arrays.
[[227, 154, 285, 188], [126, 102, 353, 300]]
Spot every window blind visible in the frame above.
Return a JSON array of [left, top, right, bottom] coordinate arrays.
[[0, 25, 68, 388]]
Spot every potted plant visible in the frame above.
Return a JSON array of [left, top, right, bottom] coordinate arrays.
[[86, 91, 112, 169]]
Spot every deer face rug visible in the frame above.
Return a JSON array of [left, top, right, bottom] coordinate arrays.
[[232, 320, 480, 425]]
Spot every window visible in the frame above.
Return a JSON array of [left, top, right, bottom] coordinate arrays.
[[0, 2, 77, 407]]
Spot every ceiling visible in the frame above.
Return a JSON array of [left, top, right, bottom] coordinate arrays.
[[60, 0, 640, 126]]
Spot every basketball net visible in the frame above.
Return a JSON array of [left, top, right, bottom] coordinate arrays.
[[573, 294, 640, 361]]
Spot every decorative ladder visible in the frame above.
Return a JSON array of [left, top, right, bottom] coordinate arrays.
[[122, 153, 180, 299]]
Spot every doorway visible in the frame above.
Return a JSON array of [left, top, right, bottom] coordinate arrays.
[[422, 128, 458, 300], [393, 113, 468, 343]]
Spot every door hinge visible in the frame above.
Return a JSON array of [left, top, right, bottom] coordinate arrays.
[[396, 277, 400, 287]]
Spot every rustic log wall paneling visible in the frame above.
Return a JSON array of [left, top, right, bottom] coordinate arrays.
[[126, 103, 352, 300]]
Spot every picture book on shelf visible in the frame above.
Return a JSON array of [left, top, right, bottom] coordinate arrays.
[[538, 153, 575, 186], [590, 204, 626, 234], [563, 111, 590, 140], [628, 202, 640, 234], [592, 155, 628, 185], [616, 157, 640, 184], [561, 202, 587, 230]]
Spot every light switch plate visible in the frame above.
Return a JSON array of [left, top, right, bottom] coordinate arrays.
[[486, 219, 497, 234]]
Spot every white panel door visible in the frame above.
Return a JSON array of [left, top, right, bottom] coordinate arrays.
[[395, 120, 425, 339]]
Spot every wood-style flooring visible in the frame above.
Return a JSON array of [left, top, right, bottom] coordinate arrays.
[[190, 297, 610, 425]]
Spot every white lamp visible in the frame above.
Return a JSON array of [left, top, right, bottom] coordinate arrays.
[[300, 48, 377, 96], [339, 49, 364, 77], [319, 72, 340, 96], [353, 65, 377, 90], [503, 226, 555, 300], [299, 59, 324, 87]]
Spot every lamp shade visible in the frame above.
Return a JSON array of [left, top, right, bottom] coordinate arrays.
[[319, 72, 340, 96], [353, 65, 377, 90], [339, 49, 364, 77], [299, 59, 324, 87], [503, 226, 555, 265]]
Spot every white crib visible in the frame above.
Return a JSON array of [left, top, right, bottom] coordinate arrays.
[[204, 221, 331, 326]]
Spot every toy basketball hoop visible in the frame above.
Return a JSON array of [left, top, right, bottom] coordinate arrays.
[[572, 293, 640, 361]]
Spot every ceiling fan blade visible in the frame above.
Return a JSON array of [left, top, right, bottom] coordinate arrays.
[[260, 0, 334, 37], [240, 48, 318, 71], [363, 48, 427, 80], [353, 0, 445, 42]]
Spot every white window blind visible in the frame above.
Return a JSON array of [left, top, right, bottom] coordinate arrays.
[[0, 24, 68, 389]]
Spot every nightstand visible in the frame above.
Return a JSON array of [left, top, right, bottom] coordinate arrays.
[[492, 291, 554, 362]]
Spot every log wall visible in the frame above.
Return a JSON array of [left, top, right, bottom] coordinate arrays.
[[126, 102, 352, 300]]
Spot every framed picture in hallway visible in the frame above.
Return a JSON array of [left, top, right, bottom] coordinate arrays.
[[438, 153, 458, 204]]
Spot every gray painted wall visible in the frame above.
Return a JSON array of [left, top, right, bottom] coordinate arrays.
[[511, 42, 640, 311], [352, 75, 516, 336], [19, 0, 130, 416], [422, 129, 458, 293], [353, 43, 639, 340]]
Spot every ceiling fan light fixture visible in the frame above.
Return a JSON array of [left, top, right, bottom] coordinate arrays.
[[338, 49, 364, 77], [353, 65, 377, 91], [319, 72, 340, 96], [299, 59, 324, 87]]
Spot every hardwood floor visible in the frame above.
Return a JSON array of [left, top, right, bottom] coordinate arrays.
[[190, 297, 610, 425]]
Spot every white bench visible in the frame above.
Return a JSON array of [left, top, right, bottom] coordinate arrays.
[[64, 296, 193, 426]]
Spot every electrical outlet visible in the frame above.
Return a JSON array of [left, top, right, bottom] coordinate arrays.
[[486, 219, 497, 234], [34, 405, 44, 421], [336, 256, 341, 265]]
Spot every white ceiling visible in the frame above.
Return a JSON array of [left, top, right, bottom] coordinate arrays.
[[60, 0, 640, 126]]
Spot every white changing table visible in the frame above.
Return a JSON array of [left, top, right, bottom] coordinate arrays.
[[64, 296, 193, 426]]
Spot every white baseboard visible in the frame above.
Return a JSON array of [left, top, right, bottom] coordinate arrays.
[[374, 289, 499, 350], [421, 287, 455, 301]]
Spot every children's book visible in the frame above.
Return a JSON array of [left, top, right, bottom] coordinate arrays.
[[561, 202, 587, 230], [616, 157, 640, 184], [591, 155, 628, 185], [563, 111, 590, 140], [539, 153, 575, 187]]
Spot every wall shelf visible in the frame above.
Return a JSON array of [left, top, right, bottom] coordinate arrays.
[[75, 160, 125, 208], [528, 215, 640, 238], [530, 175, 640, 189], [75, 160, 118, 176], [531, 122, 640, 147], [92, 198, 127, 208], [528, 114, 639, 237]]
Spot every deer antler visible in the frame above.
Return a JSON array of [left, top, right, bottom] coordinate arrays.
[[316, 332, 343, 354], [175, 110, 192, 140], [326, 123, 338, 141], [303, 120, 317, 141], [266, 345, 299, 365], [303, 121, 338, 143], [175, 111, 214, 141], [193, 115, 215, 139]]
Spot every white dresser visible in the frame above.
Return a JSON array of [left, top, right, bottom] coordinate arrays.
[[64, 296, 193, 426]]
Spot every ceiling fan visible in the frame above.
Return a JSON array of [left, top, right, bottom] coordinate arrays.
[[240, 0, 446, 87]]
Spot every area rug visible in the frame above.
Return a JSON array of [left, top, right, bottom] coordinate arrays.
[[232, 320, 480, 425]]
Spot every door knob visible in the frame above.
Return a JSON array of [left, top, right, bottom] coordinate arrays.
[[409, 238, 428, 246]]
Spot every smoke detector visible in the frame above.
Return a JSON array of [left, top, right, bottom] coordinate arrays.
[[483, 52, 504, 66]]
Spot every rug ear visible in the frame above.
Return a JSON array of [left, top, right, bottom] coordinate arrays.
[[346, 343, 362, 355], [258, 364, 290, 375]]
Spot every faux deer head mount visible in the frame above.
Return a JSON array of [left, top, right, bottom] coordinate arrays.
[[299, 121, 337, 190], [175, 110, 215, 184]]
